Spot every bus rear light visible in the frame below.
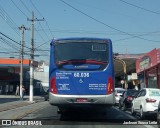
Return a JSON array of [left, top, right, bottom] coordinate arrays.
[[50, 77, 57, 94], [107, 77, 114, 94]]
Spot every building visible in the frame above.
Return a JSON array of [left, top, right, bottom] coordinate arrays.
[[0, 58, 38, 95], [34, 62, 49, 95], [136, 48, 160, 89]]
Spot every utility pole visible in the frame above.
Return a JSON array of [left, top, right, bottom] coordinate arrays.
[[19, 25, 27, 99], [27, 11, 44, 102]]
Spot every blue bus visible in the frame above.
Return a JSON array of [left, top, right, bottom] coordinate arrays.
[[49, 37, 115, 112]]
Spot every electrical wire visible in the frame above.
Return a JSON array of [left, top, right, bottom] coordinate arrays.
[[0, 36, 19, 51], [29, 0, 54, 38], [119, 0, 160, 15], [35, 39, 51, 50], [11, 0, 28, 18], [9, 0, 50, 57], [0, 32, 31, 49], [114, 31, 160, 43], [60, 0, 160, 43], [20, 0, 32, 14], [0, 5, 20, 36]]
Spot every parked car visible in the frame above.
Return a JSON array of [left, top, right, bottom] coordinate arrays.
[[115, 88, 125, 105], [119, 89, 139, 110], [157, 101, 160, 128], [131, 88, 160, 119]]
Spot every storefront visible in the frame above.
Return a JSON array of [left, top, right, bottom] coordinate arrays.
[[0, 58, 38, 95], [136, 48, 160, 89]]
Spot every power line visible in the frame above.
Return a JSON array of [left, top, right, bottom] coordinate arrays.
[[10, 0, 47, 45], [11, 0, 28, 18], [0, 41, 19, 57], [1, 1, 31, 49], [114, 31, 160, 43], [0, 36, 30, 56], [9, 0, 50, 57], [9, 0, 53, 55], [119, 0, 160, 15], [29, 0, 43, 18], [0, 32, 31, 49], [29, 0, 54, 38], [36, 28, 160, 36], [0, 51, 19, 53], [17, 0, 52, 48], [0, 36, 19, 51], [0, 32, 20, 45], [20, 0, 32, 14], [0, 5, 20, 36], [38, 22, 50, 40], [18, 0, 54, 41], [60, 0, 160, 43], [35, 39, 51, 50], [28, 0, 54, 55], [45, 21, 54, 38]]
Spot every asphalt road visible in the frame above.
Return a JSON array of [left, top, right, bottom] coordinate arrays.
[[0, 101, 158, 128], [23, 102, 157, 128], [23, 103, 136, 122]]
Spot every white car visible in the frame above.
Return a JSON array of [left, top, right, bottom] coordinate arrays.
[[131, 88, 160, 119], [158, 101, 160, 128], [115, 88, 125, 105]]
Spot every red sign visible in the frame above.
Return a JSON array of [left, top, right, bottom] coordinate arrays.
[[136, 48, 158, 73]]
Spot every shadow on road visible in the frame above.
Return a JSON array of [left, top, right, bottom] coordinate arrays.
[[59, 106, 138, 124]]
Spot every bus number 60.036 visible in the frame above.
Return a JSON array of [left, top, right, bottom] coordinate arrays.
[[74, 73, 89, 78]]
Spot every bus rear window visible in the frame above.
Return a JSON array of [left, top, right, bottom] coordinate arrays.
[[54, 41, 109, 63]]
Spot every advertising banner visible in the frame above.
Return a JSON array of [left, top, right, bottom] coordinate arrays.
[[136, 48, 158, 73]]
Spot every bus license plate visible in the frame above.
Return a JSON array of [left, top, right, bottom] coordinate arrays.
[[76, 98, 88, 102]]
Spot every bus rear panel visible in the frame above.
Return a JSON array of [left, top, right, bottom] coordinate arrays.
[[49, 38, 115, 108]]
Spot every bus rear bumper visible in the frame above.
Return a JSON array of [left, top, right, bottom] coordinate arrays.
[[49, 92, 115, 107]]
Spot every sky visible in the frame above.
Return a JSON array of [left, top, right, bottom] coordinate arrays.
[[0, 0, 160, 63]]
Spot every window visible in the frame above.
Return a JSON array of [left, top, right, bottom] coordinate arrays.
[[140, 90, 146, 97], [149, 90, 160, 96], [54, 42, 109, 63], [136, 91, 142, 98]]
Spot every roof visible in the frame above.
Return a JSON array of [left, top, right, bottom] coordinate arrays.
[[114, 54, 143, 77], [0, 58, 38, 67]]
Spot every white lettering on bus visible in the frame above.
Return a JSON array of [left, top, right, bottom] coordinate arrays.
[[74, 73, 89, 78]]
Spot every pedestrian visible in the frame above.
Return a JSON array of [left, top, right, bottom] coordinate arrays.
[[15, 85, 19, 96], [21, 86, 25, 100]]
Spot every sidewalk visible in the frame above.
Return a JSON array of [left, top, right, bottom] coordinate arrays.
[[0, 95, 44, 112]]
